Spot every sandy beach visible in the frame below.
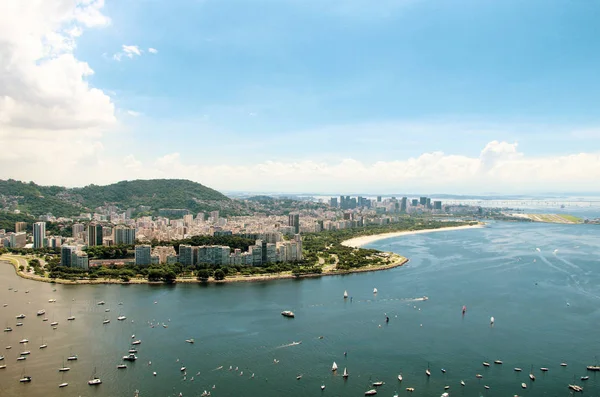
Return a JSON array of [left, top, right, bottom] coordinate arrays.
[[341, 223, 485, 248]]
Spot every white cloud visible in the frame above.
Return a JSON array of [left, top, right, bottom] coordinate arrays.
[[113, 44, 143, 61], [148, 47, 158, 54]]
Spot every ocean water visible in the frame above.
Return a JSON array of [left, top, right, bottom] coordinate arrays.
[[1, 221, 599, 397]]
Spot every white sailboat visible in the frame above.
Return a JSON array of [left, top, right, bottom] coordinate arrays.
[[343, 367, 348, 378], [332, 361, 338, 372], [343, 290, 348, 299], [39, 337, 47, 349], [88, 367, 102, 385], [373, 288, 378, 294]]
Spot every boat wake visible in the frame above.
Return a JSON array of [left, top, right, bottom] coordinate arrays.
[[276, 341, 302, 349]]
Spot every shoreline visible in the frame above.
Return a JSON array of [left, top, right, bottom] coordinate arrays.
[[341, 223, 485, 248], [1, 223, 482, 286]]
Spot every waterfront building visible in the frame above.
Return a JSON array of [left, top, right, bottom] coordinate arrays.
[[33, 222, 46, 249], [61, 245, 76, 267], [135, 244, 152, 266], [179, 244, 194, 266], [114, 226, 136, 245]]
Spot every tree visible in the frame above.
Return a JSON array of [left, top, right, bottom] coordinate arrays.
[[18, 265, 24, 271], [196, 269, 209, 281], [28, 258, 40, 267], [163, 270, 177, 283], [147, 269, 164, 282], [214, 269, 225, 280]]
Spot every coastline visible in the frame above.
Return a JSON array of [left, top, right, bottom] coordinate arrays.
[[1, 223, 482, 286], [341, 223, 485, 248]]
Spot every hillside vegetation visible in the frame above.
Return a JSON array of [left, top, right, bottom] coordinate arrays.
[[0, 179, 231, 217]]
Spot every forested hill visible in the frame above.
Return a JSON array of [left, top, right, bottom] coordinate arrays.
[[0, 179, 231, 217]]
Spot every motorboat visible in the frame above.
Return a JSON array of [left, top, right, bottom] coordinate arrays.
[[521, 383, 527, 389], [296, 374, 302, 380], [59, 383, 68, 388], [67, 316, 75, 321], [397, 374, 402, 381], [97, 301, 105, 305], [19, 339, 28, 344], [483, 361, 490, 367], [405, 388, 414, 392], [19, 376, 32, 382], [560, 362, 568, 367], [67, 355, 78, 361], [569, 384, 584, 392], [185, 339, 195, 344], [529, 373, 535, 381], [37, 310, 45, 316], [494, 360, 503, 365], [441, 368, 446, 373], [484, 385, 490, 389], [281, 311, 295, 318], [20, 351, 31, 355], [365, 389, 377, 396], [332, 361, 338, 372], [117, 364, 127, 369], [103, 319, 110, 324], [372, 381, 384, 386], [475, 374, 483, 378], [48, 299, 56, 303], [123, 353, 138, 361], [581, 376, 589, 381], [132, 340, 141, 345], [117, 315, 127, 321], [16, 314, 26, 319], [17, 356, 26, 361]]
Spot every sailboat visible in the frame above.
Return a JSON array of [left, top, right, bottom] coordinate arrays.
[[425, 363, 431, 376], [529, 365, 535, 381], [343, 290, 348, 299], [397, 373, 402, 381], [88, 367, 102, 385], [59, 358, 70, 372], [58, 382, 68, 388], [343, 367, 348, 378], [103, 317, 110, 324], [332, 361, 338, 372], [39, 337, 47, 349], [373, 288, 378, 294], [67, 309, 75, 321]]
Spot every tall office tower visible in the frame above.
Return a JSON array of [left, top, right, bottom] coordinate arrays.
[[87, 224, 103, 246], [178, 244, 194, 266], [419, 196, 427, 206], [401, 197, 408, 212], [135, 245, 152, 266], [288, 214, 300, 234], [330, 197, 338, 207], [33, 222, 46, 249], [15, 222, 26, 233], [114, 226, 136, 245]]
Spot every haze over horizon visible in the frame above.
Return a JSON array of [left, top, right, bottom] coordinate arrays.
[[2, 0, 600, 194]]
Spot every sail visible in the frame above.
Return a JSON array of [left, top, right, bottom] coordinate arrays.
[[332, 361, 338, 371], [373, 288, 378, 293], [343, 367, 348, 376], [344, 290, 348, 298]]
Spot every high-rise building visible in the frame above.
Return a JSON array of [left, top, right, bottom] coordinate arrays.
[[72, 223, 85, 239], [419, 196, 428, 206], [401, 197, 407, 212], [135, 245, 152, 266], [425, 198, 431, 209], [61, 245, 76, 267], [33, 222, 46, 249], [339, 195, 345, 209], [433, 200, 442, 210], [15, 222, 26, 233], [330, 197, 338, 207], [377, 196, 382, 202], [178, 244, 194, 266], [288, 214, 300, 234], [114, 226, 136, 245], [411, 199, 419, 207], [87, 224, 103, 246]]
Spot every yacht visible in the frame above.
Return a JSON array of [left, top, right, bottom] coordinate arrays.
[[123, 353, 138, 361], [58, 382, 68, 388], [16, 314, 26, 319], [185, 339, 194, 344], [19, 376, 32, 382], [20, 351, 31, 355], [88, 368, 102, 385], [37, 310, 45, 316], [50, 321, 58, 326], [3, 326, 12, 332], [17, 356, 26, 361], [97, 301, 105, 305], [365, 389, 377, 396], [103, 318, 110, 324], [117, 315, 127, 321], [117, 364, 127, 369], [67, 354, 78, 361], [281, 311, 295, 318], [19, 339, 28, 344], [132, 340, 141, 345]]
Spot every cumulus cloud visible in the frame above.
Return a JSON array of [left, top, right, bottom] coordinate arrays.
[[148, 47, 158, 54], [113, 44, 143, 61]]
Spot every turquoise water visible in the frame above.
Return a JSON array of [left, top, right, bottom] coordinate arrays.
[[1, 221, 599, 396]]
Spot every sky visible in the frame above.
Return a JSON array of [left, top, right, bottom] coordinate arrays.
[[1, 0, 600, 194]]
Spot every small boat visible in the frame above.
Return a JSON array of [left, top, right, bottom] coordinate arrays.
[[67, 355, 78, 361], [521, 383, 527, 389], [514, 367, 522, 372], [117, 315, 127, 321], [117, 364, 127, 369], [586, 365, 600, 371], [39, 337, 47, 349], [185, 339, 194, 344], [475, 374, 483, 378], [343, 368, 348, 378], [321, 384, 326, 390], [560, 362, 568, 367], [462, 305, 466, 314], [97, 301, 105, 305], [483, 361, 490, 367], [19, 339, 28, 344], [118, 302, 123, 305], [16, 314, 26, 319], [131, 334, 135, 339], [25, 290, 29, 293], [0, 356, 3, 360], [529, 373, 535, 381], [343, 290, 348, 298], [6, 346, 11, 349], [42, 318, 48, 322], [406, 388, 414, 392], [365, 389, 377, 396], [123, 353, 138, 361], [67, 316, 75, 321], [460, 380, 465, 386], [484, 385, 490, 389], [490, 316, 494, 325], [373, 288, 378, 294], [281, 311, 295, 318], [201, 391, 211, 397], [50, 321, 58, 326], [372, 381, 384, 386], [3, 327, 12, 332], [441, 368, 446, 373], [540, 367, 548, 372], [128, 349, 137, 353], [153, 371, 157, 376], [16, 322, 23, 327], [425, 363, 431, 376], [88, 367, 102, 385], [17, 356, 26, 361], [132, 340, 141, 345], [103, 319, 110, 324], [581, 376, 589, 381], [180, 366, 186, 371], [569, 384, 584, 392], [20, 351, 31, 355], [397, 373, 402, 381], [494, 360, 503, 364], [59, 383, 68, 388], [0, 365, 5, 369], [37, 310, 45, 316], [297, 374, 303, 380], [48, 299, 56, 303], [332, 361, 338, 371], [59, 366, 70, 372], [19, 376, 32, 382]]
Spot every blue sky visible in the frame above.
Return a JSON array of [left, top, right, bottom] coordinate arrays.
[[2, 0, 600, 192]]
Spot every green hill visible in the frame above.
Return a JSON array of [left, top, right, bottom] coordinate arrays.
[[0, 179, 231, 217]]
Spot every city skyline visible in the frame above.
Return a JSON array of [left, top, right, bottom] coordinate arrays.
[[2, 1, 600, 193]]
